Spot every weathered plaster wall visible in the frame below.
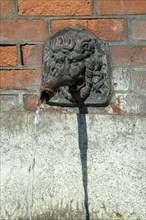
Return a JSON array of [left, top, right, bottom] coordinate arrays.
[[0, 0, 146, 219], [1, 111, 145, 220]]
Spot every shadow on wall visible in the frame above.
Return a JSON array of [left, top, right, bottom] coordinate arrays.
[[77, 106, 90, 220]]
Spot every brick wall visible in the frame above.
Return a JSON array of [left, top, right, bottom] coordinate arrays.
[[0, 0, 146, 114]]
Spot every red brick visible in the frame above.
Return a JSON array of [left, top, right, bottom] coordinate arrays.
[[0, 70, 41, 90], [23, 95, 38, 111], [18, 0, 91, 16], [0, 95, 19, 110], [0, 46, 17, 66], [0, 0, 14, 16], [51, 19, 125, 41], [131, 69, 146, 93], [110, 45, 146, 66], [132, 20, 146, 40], [96, 0, 146, 14], [0, 19, 46, 41], [21, 44, 43, 67]]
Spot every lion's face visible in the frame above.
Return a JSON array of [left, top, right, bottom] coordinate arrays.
[[47, 33, 97, 102]]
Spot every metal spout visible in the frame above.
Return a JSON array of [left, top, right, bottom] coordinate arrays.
[[39, 75, 75, 105]]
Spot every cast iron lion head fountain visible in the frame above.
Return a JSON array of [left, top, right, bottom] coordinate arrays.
[[39, 26, 112, 107]]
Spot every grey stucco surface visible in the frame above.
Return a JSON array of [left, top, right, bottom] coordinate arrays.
[[0, 111, 145, 220]]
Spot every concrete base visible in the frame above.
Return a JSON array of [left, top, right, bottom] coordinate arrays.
[[0, 111, 145, 220]]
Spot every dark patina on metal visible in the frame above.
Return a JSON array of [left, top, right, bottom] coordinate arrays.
[[40, 26, 112, 107]]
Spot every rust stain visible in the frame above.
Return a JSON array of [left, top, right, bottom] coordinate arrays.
[[111, 96, 127, 115]]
